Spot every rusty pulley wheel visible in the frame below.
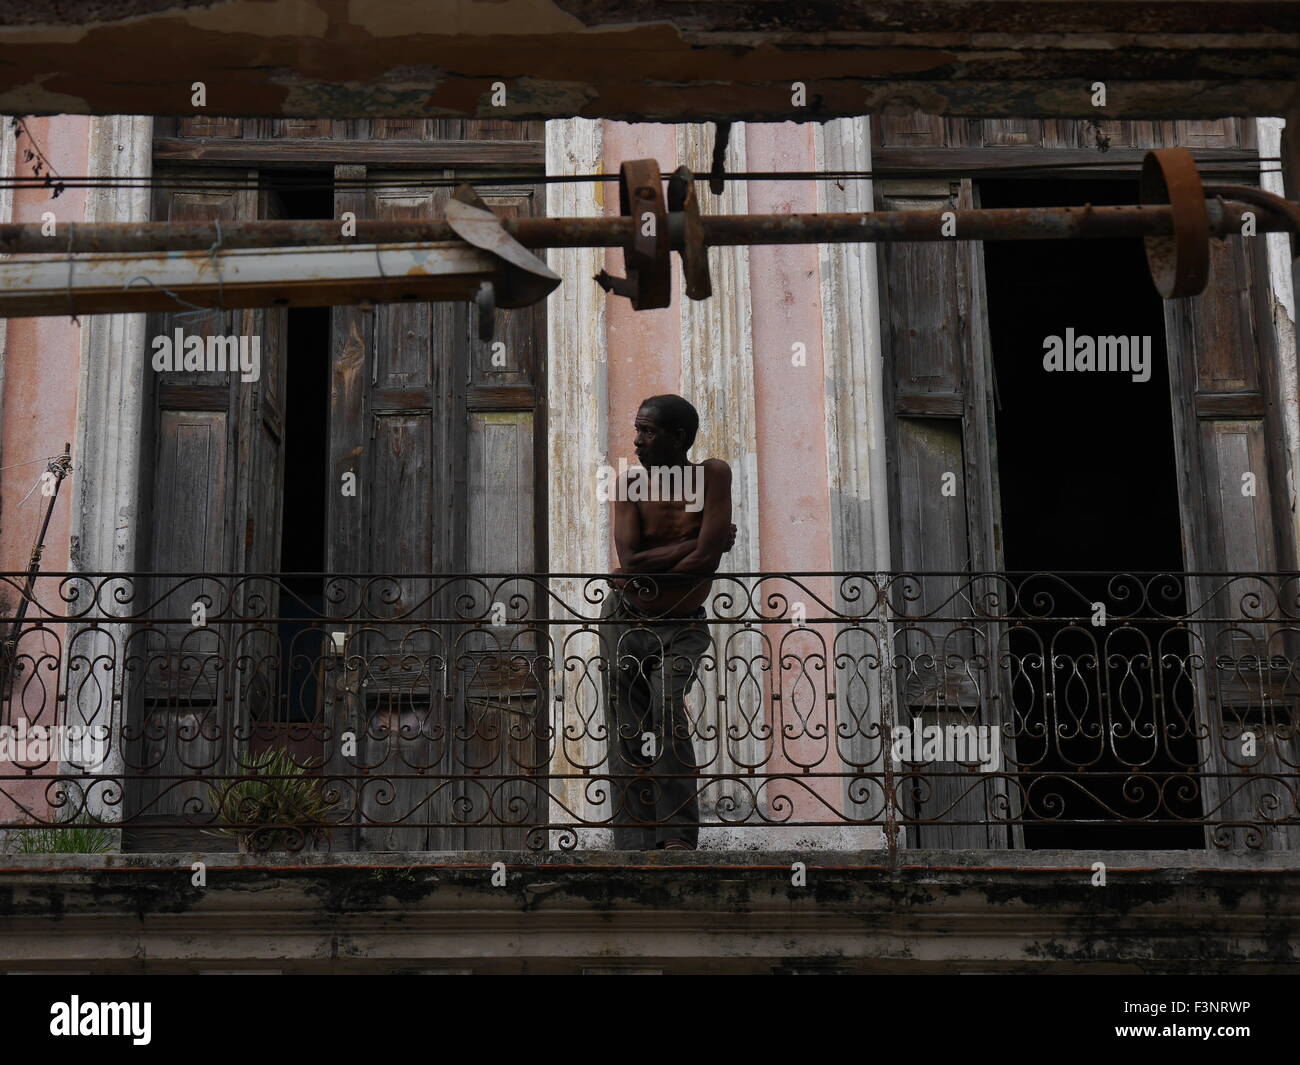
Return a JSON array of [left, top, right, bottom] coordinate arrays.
[[1141, 147, 1210, 299], [610, 158, 671, 310], [595, 161, 708, 310]]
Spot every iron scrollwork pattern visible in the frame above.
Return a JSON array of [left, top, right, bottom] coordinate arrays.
[[0, 571, 1296, 851]]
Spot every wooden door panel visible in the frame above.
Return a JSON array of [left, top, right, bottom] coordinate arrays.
[[1166, 231, 1299, 849], [878, 178, 1009, 848], [462, 411, 539, 849], [135, 169, 279, 831], [468, 187, 542, 392], [329, 167, 544, 850]]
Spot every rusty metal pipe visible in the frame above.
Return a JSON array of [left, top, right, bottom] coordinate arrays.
[[0, 218, 633, 254], [0, 200, 1280, 257], [1203, 183, 1300, 235], [696, 200, 1268, 245]]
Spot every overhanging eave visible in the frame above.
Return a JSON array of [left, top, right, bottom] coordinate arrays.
[[0, 1, 1298, 121]]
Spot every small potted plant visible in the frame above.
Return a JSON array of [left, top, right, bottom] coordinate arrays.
[[12, 814, 115, 855], [206, 747, 339, 853]]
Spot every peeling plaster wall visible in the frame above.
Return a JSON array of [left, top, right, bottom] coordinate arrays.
[[0, 114, 11, 852], [601, 121, 681, 541], [0, 2, 1296, 121], [1257, 117, 1300, 560], [543, 118, 862, 848], [673, 123, 766, 842], [0, 116, 87, 578], [744, 121, 844, 830], [0, 114, 14, 565], [816, 116, 892, 851], [544, 116, 611, 848], [0, 114, 150, 837], [66, 115, 155, 829], [2, 849, 1297, 973], [0, 114, 89, 833]]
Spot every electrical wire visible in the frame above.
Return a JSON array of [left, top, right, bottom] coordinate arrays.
[[16, 470, 47, 507], [0, 454, 65, 474], [0, 159, 1278, 195], [4, 111, 1278, 196]]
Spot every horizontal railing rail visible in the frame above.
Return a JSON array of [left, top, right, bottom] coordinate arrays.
[[0, 571, 1296, 852], [5, 569, 1300, 622]]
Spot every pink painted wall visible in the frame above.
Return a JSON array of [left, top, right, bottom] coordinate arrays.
[[0, 115, 90, 827], [598, 121, 836, 572], [601, 122, 683, 569], [744, 123, 833, 578], [744, 122, 840, 813], [1, 115, 88, 577]]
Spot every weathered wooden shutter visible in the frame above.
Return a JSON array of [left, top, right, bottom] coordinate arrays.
[[876, 178, 1013, 848], [461, 183, 546, 850], [327, 167, 545, 850], [233, 189, 288, 735], [1165, 232, 1299, 850], [131, 170, 287, 833], [326, 166, 463, 851]]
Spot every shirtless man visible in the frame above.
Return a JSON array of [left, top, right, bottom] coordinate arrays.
[[601, 394, 734, 850]]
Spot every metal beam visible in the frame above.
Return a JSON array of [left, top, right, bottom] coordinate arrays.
[[1, 2, 1298, 121], [0, 200, 1281, 258], [0, 197, 1290, 319], [0, 241, 500, 318]]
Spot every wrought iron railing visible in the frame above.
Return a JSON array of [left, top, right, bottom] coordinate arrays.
[[0, 571, 1297, 851]]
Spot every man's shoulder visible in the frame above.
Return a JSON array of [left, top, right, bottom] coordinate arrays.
[[698, 457, 731, 476]]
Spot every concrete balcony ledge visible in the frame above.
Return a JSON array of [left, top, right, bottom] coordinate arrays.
[[1, 849, 1297, 973]]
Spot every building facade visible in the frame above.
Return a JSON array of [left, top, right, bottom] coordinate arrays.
[[1, 111, 1297, 971]]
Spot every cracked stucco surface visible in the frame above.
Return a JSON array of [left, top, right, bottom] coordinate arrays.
[[0, 1, 1296, 119]]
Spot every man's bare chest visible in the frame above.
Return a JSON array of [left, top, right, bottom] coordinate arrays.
[[637, 499, 703, 544]]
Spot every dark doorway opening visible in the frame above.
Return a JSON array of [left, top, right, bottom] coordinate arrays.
[[981, 178, 1204, 849], [267, 171, 332, 726]]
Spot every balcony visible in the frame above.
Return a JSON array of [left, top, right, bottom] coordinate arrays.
[[0, 571, 1297, 853]]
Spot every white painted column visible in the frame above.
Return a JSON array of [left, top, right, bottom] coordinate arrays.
[[674, 123, 773, 847], [0, 115, 13, 481], [0, 115, 13, 853], [1256, 117, 1300, 558], [815, 116, 892, 850], [544, 118, 612, 849], [67, 115, 154, 830], [676, 122, 758, 573]]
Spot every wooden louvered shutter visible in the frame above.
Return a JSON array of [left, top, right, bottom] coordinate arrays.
[[326, 166, 546, 850], [1165, 232, 1300, 850], [132, 169, 287, 833], [877, 178, 1014, 849]]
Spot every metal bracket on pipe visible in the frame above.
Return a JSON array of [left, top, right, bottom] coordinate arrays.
[[595, 159, 714, 310], [1202, 183, 1300, 239], [594, 158, 672, 310], [668, 165, 712, 301], [1141, 147, 1210, 299], [446, 184, 561, 319]]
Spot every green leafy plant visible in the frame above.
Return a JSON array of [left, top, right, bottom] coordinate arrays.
[[206, 747, 338, 853], [14, 815, 115, 855]]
